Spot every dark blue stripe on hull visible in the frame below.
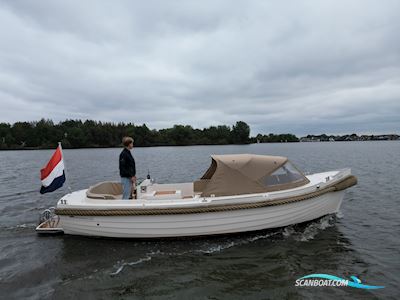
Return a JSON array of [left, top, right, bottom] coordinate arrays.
[[40, 172, 66, 194]]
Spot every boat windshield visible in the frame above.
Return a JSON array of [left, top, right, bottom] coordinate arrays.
[[260, 161, 304, 187]]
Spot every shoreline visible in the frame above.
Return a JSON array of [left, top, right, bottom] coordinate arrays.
[[0, 139, 398, 151]]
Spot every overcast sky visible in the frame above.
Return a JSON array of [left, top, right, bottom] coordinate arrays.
[[0, 0, 399, 136]]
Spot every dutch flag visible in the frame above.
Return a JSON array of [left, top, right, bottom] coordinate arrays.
[[40, 144, 66, 194]]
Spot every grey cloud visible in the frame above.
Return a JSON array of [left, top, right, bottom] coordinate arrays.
[[0, 0, 399, 136]]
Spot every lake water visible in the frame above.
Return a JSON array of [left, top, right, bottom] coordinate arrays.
[[0, 142, 399, 299]]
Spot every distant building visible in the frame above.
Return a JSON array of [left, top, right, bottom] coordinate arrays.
[[300, 133, 399, 142]]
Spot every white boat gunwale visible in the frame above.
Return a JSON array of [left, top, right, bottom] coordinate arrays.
[[54, 169, 356, 215]]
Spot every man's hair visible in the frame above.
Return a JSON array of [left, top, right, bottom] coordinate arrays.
[[122, 136, 134, 147]]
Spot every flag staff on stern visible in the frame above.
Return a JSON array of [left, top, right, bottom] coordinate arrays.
[[58, 142, 72, 192], [36, 142, 70, 234]]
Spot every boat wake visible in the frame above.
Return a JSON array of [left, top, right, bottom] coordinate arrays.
[[1, 223, 36, 232], [283, 214, 337, 241], [0, 189, 38, 200], [195, 231, 281, 254], [109, 232, 280, 276], [109, 213, 340, 276], [110, 256, 153, 276]]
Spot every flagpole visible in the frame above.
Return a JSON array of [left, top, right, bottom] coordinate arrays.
[[58, 142, 72, 193]]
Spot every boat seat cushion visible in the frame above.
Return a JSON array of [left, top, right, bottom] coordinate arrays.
[[86, 181, 123, 199]]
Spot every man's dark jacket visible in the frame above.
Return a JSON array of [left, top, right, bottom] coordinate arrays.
[[119, 148, 136, 178]]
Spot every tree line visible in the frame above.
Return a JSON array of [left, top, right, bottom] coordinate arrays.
[[0, 119, 300, 149]]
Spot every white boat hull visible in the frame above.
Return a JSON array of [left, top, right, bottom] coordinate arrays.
[[59, 190, 344, 238]]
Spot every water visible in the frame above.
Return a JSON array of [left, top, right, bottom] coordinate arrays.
[[0, 142, 399, 299]]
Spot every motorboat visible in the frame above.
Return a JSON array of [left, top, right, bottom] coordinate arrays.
[[36, 154, 357, 238]]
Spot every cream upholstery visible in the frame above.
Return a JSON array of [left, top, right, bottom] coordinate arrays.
[[86, 182, 123, 199]]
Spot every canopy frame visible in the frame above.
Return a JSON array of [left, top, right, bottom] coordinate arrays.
[[194, 154, 310, 197]]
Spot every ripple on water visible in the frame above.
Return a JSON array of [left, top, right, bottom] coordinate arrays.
[[1, 143, 399, 299], [108, 214, 338, 276]]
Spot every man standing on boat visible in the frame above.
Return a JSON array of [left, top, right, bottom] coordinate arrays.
[[119, 137, 136, 199]]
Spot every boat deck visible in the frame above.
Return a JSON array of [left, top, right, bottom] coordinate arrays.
[[57, 169, 349, 210]]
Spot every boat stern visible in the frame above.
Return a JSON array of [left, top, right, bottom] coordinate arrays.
[[35, 207, 64, 235]]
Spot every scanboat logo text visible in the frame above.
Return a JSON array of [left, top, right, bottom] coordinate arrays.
[[295, 274, 384, 289]]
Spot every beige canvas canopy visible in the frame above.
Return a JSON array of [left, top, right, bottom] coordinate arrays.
[[194, 154, 310, 197]]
